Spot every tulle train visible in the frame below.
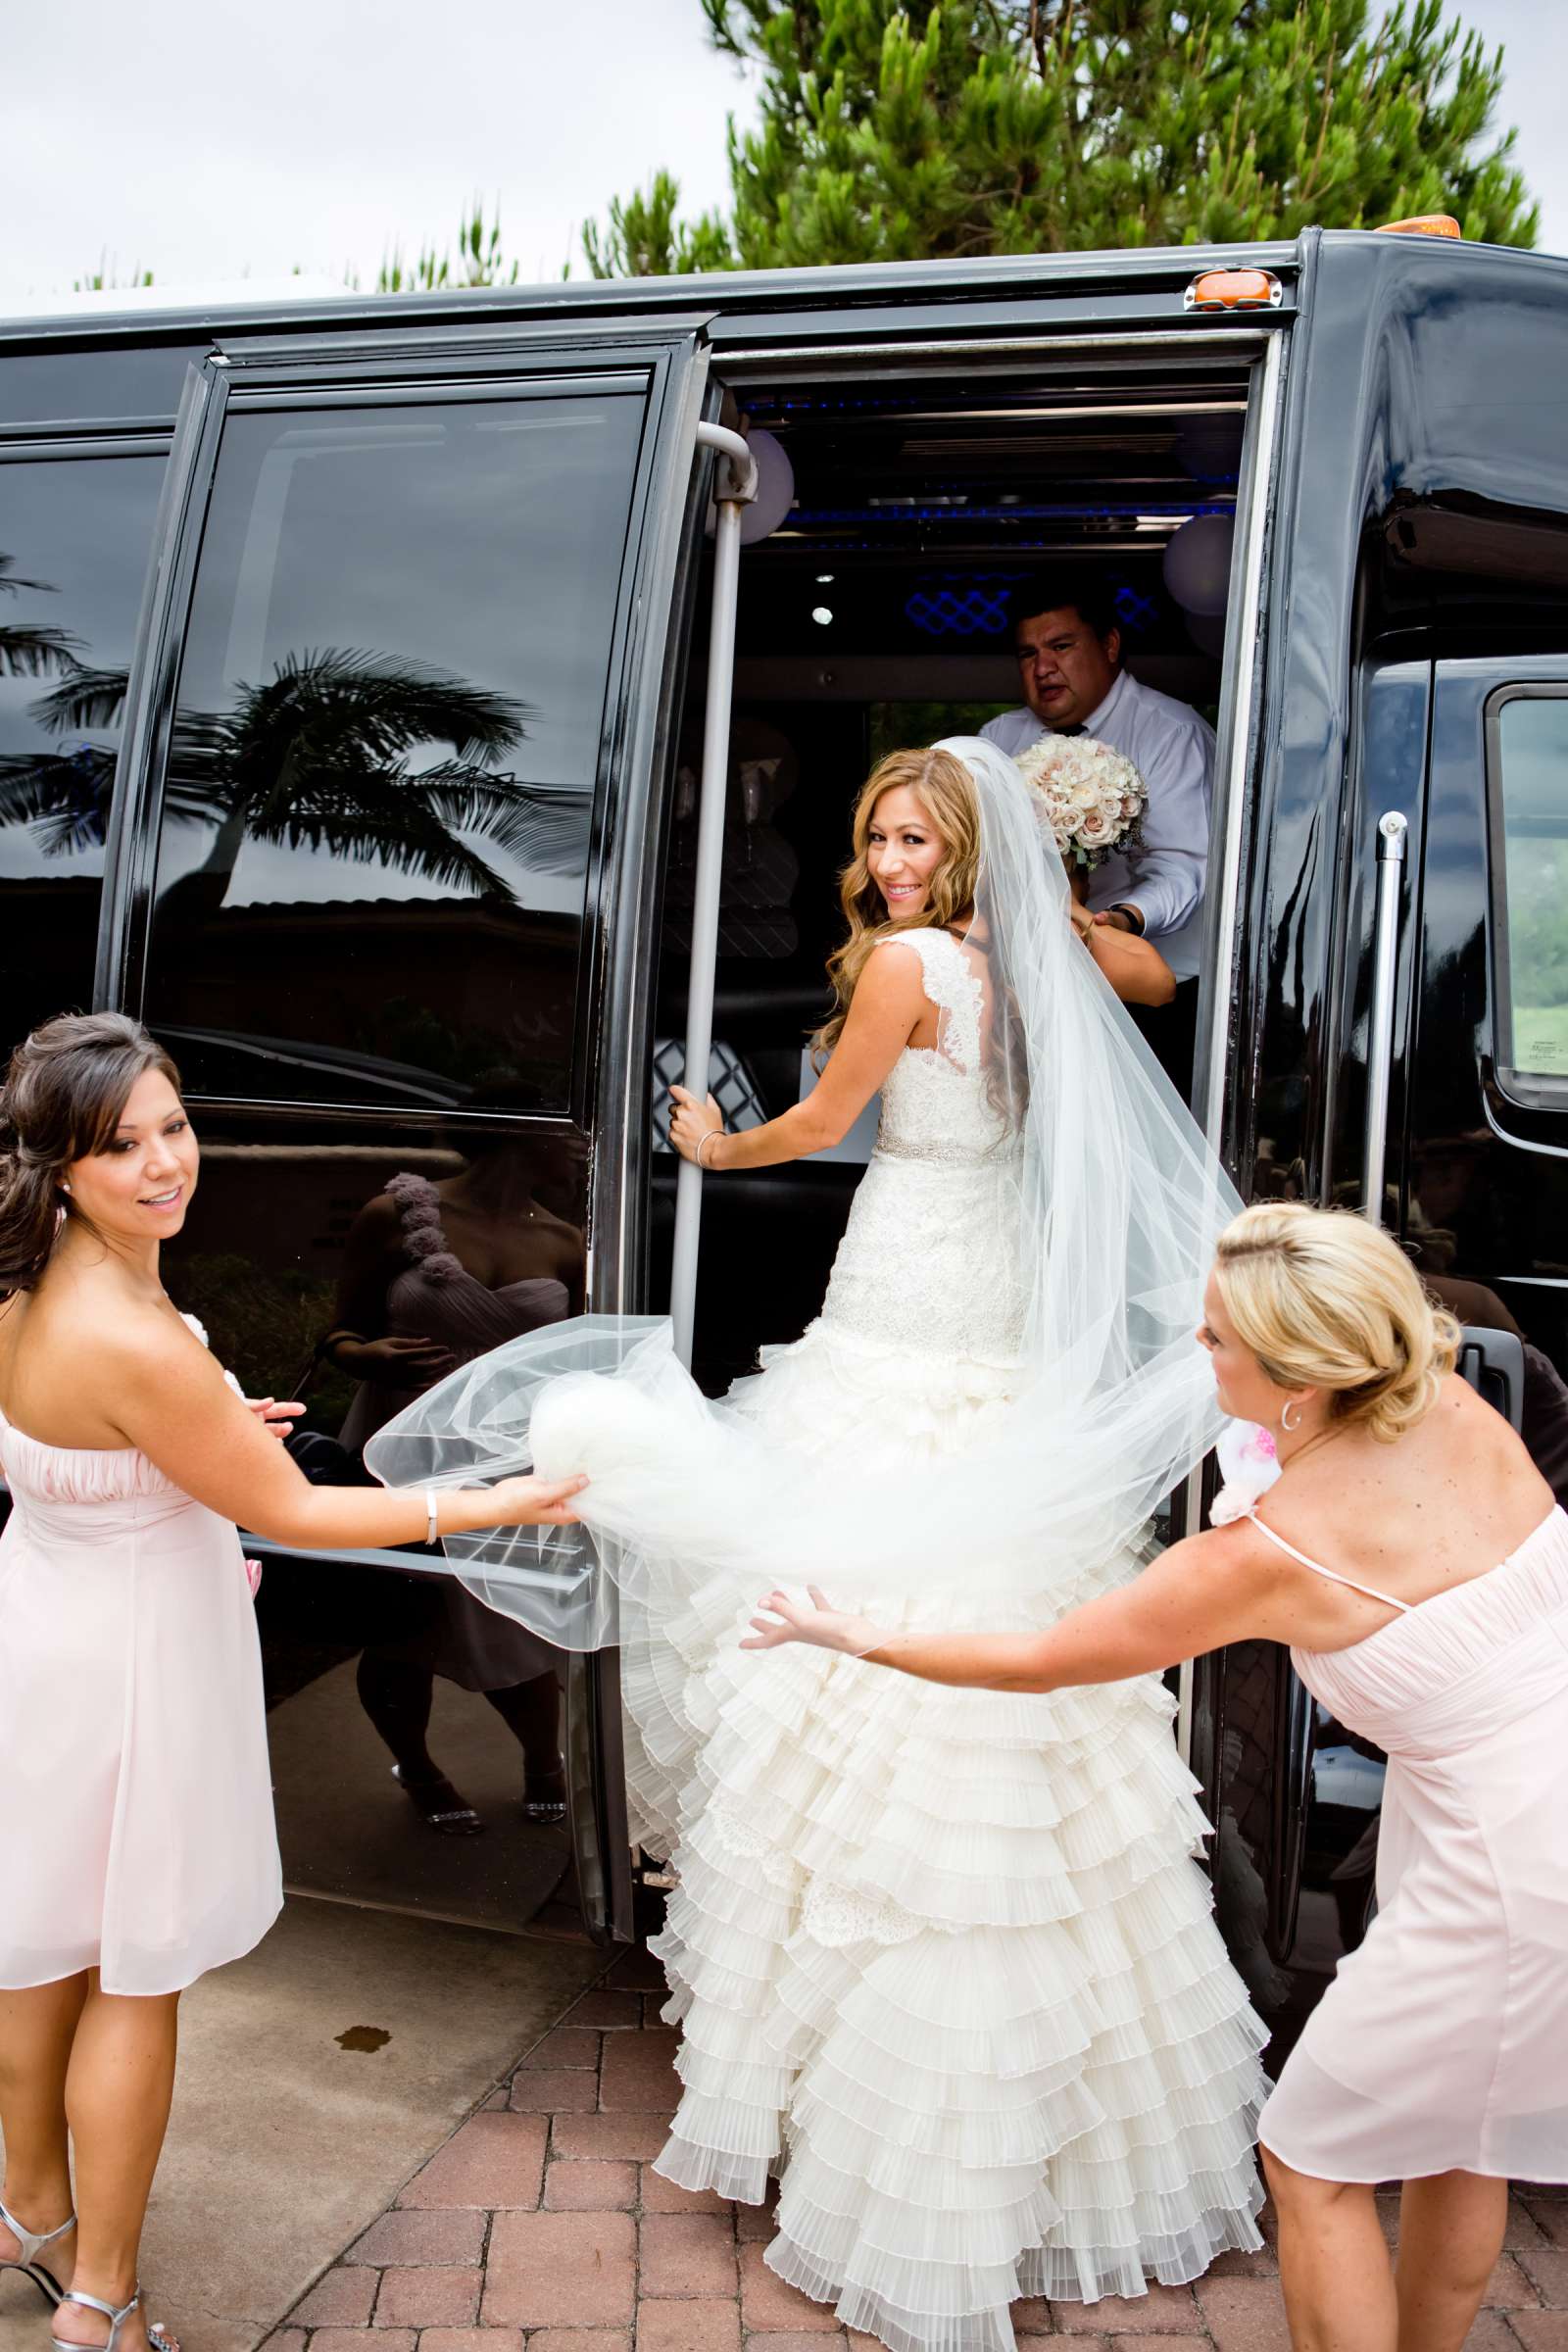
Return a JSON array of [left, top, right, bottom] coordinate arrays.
[[586, 1325, 1268, 2349]]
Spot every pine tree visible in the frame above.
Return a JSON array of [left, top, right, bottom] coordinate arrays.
[[372, 199, 524, 293], [583, 0, 1538, 276]]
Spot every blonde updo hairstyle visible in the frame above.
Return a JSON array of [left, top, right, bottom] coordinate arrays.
[[1214, 1201, 1460, 1444], [812, 747, 981, 1062]]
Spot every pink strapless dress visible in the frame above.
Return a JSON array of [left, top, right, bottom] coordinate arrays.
[[1257, 1504, 1568, 2183], [0, 1316, 282, 1995]]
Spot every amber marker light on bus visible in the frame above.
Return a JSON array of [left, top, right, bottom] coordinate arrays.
[[1183, 269, 1284, 313], [1375, 215, 1462, 238]]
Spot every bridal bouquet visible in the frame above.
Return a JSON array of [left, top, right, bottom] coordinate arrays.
[[1013, 733, 1147, 874]]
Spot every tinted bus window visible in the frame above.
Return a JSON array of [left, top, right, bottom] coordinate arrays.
[[0, 451, 165, 1046], [1491, 689, 1568, 1094], [143, 390, 645, 1109]]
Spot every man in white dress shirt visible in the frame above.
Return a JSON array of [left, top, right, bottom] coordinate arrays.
[[980, 583, 1215, 1093]]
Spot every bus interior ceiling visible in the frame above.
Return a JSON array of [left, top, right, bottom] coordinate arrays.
[[651, 363, 1251, 1394]]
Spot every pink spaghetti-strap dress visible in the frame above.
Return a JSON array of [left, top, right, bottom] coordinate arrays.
[[0, 1315, 281, 1996], [1250, 1503, 1568, 2183]]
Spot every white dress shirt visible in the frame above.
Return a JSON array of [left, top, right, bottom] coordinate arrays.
[[980, 670, 1215, 982]]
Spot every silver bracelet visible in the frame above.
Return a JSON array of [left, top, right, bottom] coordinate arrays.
[[424, 1486, 439, 1545], [696, 1127, 723, 1170]]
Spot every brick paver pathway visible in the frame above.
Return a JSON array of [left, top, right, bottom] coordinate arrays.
[[266, 1942, 1568, 2351]]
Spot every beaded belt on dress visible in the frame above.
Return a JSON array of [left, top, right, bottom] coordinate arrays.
[[872, 1133, 1024, 1167]]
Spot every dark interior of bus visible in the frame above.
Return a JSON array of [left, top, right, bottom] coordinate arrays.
[[651, 361, 1251, 1395]]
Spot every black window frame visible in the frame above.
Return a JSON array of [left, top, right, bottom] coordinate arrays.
[[1484, 678, 1568, 1115], [98, 327, 707, 1138]]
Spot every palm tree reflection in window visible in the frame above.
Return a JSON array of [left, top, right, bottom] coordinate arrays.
[[0, 551, 84, 678], [0, 551, 106, 859], [0, 639, 598, 896]]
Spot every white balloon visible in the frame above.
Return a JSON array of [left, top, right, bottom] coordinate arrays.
[[704, 426, 797, 546], [1184, 607, 1229, 657], [738, 428, 796, 546], [1162, 514, 1235, 615]]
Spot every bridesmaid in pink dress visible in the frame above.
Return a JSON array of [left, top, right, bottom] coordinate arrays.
[[0, 1014, 586, 2352], [750, 1200, 1568, 2352]]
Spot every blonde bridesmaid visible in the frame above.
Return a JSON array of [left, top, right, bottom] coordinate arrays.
[[751, 1202, 1568, 2352]]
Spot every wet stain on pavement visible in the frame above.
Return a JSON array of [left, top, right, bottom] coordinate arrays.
[[335, 2025, 392, 2052]]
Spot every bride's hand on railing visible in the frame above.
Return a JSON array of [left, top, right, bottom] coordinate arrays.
[[668, 1084, 723, 1166], [742, 1586, 886, 1657]]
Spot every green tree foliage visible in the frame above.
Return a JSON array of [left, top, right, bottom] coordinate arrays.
[[370, 198, 523, 293], [581, 170, 737, 277], [74, 255, 154, 293], [584, 0, 1538, 275]]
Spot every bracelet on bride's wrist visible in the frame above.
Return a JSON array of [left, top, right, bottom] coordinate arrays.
[[696, 1127, 724, 1170]]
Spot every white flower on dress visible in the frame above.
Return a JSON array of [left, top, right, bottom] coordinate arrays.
[[1013, 734, 1149, 873], [1209, 1419, 1282, 1526]]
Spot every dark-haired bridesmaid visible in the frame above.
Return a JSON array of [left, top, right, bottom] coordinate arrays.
[[0, 1013, 585, 2352]]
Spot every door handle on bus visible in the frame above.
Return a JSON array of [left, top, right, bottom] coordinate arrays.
[[1456, 1328, 1526, 1433], [668, 423, 760, 1368], [1361, 810, 1408, 1225]]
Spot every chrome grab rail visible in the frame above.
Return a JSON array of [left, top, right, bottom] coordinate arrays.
[[1362, 810, 1408, 1225], [668, 422, 759, 1367]]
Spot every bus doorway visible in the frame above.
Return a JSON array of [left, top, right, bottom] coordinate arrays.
[[610, 336, 1281, 1937], [650, 346, 1273, 1408]]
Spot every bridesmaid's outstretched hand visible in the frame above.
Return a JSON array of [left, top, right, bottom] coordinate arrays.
[[743, 1586, 885, 1657], [487, 1472, 590, 1527]]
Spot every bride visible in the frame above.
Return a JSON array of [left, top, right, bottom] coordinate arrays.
[[368, 738, 1269, 2351]]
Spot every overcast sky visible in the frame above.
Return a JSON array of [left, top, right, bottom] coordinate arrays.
[[2, 0, 1562, 306]]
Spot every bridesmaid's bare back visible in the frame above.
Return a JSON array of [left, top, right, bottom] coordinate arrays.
[[1259, 1374, 1552, 1615]]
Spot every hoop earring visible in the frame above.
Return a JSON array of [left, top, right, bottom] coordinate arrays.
[[1281, 1398, 1301, 1433]]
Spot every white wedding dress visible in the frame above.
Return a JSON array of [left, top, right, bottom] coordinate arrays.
[[368, 741, 1270, 2352], [605, 928, 1267, 2348]]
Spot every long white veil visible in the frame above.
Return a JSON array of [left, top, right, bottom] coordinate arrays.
[[367, 737, 1239, 1647]]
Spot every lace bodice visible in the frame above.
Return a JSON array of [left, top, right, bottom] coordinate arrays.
[[871, 930, 1015, 1165], [815, 929, 1026, 1372]]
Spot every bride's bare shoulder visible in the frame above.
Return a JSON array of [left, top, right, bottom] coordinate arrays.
[[864, 935, 943, 996]]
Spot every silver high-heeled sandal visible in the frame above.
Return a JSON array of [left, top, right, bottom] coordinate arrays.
[[50, 2286, 177, 2352], [0, 2198, 75, 2306]]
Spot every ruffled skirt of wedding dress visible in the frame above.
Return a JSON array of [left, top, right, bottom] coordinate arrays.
[[606, 1314, 1268, 2352]]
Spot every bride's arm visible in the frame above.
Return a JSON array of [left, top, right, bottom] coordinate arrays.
[[743, 1528, 1291, 1690], [669, 947, 927, 1171]]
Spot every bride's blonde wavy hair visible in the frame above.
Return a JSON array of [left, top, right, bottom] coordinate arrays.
[[811, 748, 981, 1063]]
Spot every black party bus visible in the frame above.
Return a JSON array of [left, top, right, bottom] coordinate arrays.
[[2, 216, 1565, 2055]]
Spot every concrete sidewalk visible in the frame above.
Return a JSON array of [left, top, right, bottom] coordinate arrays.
[[262, 1941, 1568, 2352], [0, 1899, 604, 2352]]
